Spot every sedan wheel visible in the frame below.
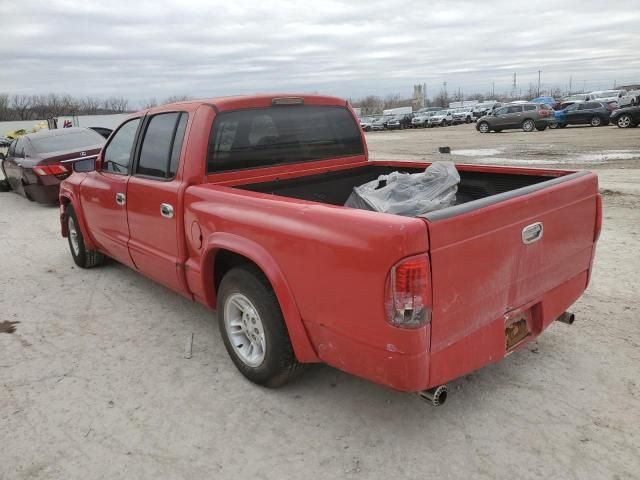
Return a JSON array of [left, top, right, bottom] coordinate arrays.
[[590, 116, 602, 127], [617, 114, 633, 128]]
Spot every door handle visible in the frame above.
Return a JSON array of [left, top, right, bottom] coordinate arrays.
[[160, 203, 174, 218], [115, 192, 126, 205]]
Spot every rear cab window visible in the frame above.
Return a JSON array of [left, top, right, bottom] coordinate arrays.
[[207, 105, 364, 173]]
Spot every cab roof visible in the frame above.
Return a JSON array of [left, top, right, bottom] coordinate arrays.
[[144, 94, 350, 115]]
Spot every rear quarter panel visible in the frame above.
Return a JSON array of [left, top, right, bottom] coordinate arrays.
[[183, 185, 431, 384]]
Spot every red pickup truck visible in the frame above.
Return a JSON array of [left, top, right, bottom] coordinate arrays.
[[59, 94, 601, 405]]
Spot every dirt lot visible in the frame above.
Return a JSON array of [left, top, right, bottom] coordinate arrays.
[[1, 124, 639, 480]]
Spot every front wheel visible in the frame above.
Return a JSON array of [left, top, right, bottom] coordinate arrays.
[[522, 119, 535, 132], [218, 265, 304, 387], [66, 205, 104, 268], [616, 115, 633, 128], [590, 116, 602, 127], [478, 122, 490, 133]]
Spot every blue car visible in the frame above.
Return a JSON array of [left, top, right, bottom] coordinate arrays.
[[530, 96, 558, 109]]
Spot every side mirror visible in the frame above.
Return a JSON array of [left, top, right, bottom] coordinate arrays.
[[73, 157, 96, 173]]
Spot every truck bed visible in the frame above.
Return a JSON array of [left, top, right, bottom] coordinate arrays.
[[236, 162, 567, 217]]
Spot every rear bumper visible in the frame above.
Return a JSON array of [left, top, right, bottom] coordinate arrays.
[[24, 183, 60, 204], [309, 271, 590, 392]]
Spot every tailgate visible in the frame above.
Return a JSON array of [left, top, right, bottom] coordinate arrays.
[[424, 171, 599, 381]]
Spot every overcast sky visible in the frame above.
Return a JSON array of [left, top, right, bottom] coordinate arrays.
[[1, 0, 639, 105]]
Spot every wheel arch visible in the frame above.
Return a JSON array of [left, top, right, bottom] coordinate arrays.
[[59, 192, 98, 250], [201, 233, 319, 363]]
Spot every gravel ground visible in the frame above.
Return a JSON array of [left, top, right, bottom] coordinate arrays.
[[1, 124, 639, 480]]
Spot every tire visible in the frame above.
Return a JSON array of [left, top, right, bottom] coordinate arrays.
[[65, 205, 104, 268], [616, 115, 633, 128], [465, 117, 471, 124], [558, 123, 567, 128], [522, 119, 535, 132], [478, 121, 490, 133], [590, 116, 602, 127], [493, 128, 502, 133], [441, 120, 447, 127], [218, 265, 304, 388], [535, 125, 547, 131], [549, 122, 558, 129]]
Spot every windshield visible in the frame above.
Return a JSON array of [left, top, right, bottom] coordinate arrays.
[[207, 106, 364, 173], [29, 129, 105, 154]]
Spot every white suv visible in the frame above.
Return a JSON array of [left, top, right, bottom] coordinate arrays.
[[428, 110, 454, 127]]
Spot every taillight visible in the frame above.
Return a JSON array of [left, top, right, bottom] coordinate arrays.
[[32, 163, 69, 176], [385, 254, 431, 328], [539, 109, 549, 117], [594, 193, 603, 241]]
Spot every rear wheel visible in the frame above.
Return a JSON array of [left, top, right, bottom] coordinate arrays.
[[493, 128, 502, 133], [590, 116, 602, 127], [549, 122, 558, 129], [66, 205, 104, 268], [218, 265, 304, 387], [522, 119, 535, 132], [616, 114, 633, 128], [478, 121, 490, 133]]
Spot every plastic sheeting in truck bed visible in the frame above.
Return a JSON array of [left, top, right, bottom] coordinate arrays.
[[344, 161, 460, 217]]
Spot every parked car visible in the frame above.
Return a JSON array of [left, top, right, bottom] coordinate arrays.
[[89, 127, 113, 139], [610, 105, 640, 128], [617, 90, 640, 107], [411, 111, 434, 127], [585, 90, 626, 107], [59, 94, 601, 402], [552, 101, 611, 128], [386, 113, 413, 130], [452, 107, 474, 124], [476, 103, 552, 133], [530, 96, 560, 109], [428, 109, 454, 127], [3, 127, 105, 203], [562, 94, 588, 103], [359, 117, 375, 132], [472, 102, 502, 119], [369, 116, 385, 131]]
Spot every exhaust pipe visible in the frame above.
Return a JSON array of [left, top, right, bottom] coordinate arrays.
[[556, 311, 575, 325], [417, 385, 448, 406]]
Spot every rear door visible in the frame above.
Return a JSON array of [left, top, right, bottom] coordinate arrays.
[[504, 105, 524, 127], [126, 111, 189, 292], [424, 172, 598, 384], [79, 117, 141, 267]]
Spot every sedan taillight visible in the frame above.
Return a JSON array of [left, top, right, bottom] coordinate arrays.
[[32, 164, 69, 176], [385, 254, 431, 328]]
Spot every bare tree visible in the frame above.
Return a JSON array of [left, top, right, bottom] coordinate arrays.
[[141, 97, 158, 109], [81, 97, 101, 115], [11, 95, 33, 120], [104, 96, 129, 113], [0, 93, 11, 121], [162, 95, 192, 105]]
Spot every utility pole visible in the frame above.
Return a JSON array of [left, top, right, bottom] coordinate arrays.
[[537, 70, 541, 97], [492, 82, 495, 98], [569, 75, 572, 94]]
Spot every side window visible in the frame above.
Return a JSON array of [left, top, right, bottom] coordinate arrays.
[[494, 107, 508, 115], [566, 104, 579, 112], [137, 112, 188, 179], [523, 105, 537, 111], [507, 106, 522, 114], [103, 118, 141, 174]]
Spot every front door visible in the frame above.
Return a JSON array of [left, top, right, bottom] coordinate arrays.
[[79, 117, 142, 267], [126, 111, 189, 293]]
